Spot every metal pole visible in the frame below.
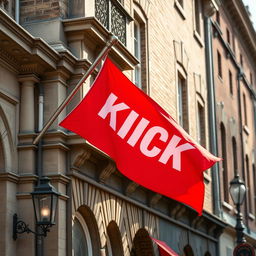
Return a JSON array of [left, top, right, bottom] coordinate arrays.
[[235, 204, 246, 244], [204, 17, 221, 217], [33, 35, 118, 145]]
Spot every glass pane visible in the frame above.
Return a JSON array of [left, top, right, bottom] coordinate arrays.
[[51, 194, 58, 224], [73, 218, 89, 256], [34, 194, 51, 223]]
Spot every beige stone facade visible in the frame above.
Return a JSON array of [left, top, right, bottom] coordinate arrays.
[[2, 0, 254, 255]]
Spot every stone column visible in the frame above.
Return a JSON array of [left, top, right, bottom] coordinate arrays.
[[18, 75, 39, 133], [18, 75, 39, 175]]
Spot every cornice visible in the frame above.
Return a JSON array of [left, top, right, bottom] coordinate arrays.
[[0, 9, 82, 77], [212, 21, 256, 100], [0, 172, 19, 183], [0, 88, 19, 104], [222, 0, 256, 65]]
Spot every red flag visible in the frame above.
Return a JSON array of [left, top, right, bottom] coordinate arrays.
[[60, 57, 220, 214], [151, 237, 180, 256]]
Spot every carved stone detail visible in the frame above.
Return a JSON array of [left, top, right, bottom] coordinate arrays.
[[149, 193, 162, 207], [99, 160, 116, 183], [125, 181, 139, 195], [73, 148, 92, 168]]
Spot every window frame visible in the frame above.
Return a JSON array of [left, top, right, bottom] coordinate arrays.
[[72, 212, 93, 256]]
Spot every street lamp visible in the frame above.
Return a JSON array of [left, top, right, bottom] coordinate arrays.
[[13, 177, 60, 240], [229, 174, 247, 244]]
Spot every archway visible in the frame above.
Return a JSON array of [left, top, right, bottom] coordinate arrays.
[[131, 228, 154, 256]]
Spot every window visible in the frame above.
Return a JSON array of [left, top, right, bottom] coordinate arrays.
[[95, 0, 127, 45], [245, 155, 252, 213], [240, 54, 243, 67], [221, 123, 229, 202], [197, 102, 205, 147], [194, 0, 202, 35], [177, 72, 189, 132], [0, 138, 4, 172], [250, 72, 253, 85], [232, 35, 236, 55], [216, 11, 220, 25], [226, 28, 230, 45], [106, 221, 124, 256], [217, 51, 222, 78], [72, 214, 92, 256], [253, 164, 256, 214], [134, 20, 141, 88], [177, 0, 183, 7], [183, 245, 194, 256], [229, 70, 233, 95], [232, 137, 237, 173], [243, 93, 248, 125]]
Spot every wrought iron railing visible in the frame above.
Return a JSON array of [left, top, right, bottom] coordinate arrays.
[[95, 0, 126, 45]]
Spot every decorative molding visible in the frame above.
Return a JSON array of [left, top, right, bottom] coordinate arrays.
[[133, 0, 151, 17], [19, 64, 43, 76], [0, 171, 19, 183], [0, 88, 19, 105], [46, 173, 71, 185], [173, 40, 189, 72], [149, 193, 162, 207], [125, 181, 139, 195], [18, 174, 38, 183], [73, 148, 92, 168], [99, 160, 116, 183], [71, 177, 159, 252], [204, 0, 220, 17], [42, 142, 70, 151]]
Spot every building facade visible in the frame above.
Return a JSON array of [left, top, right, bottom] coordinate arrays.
[[210, 0, 256, 254], [1, 0, 255, 255]]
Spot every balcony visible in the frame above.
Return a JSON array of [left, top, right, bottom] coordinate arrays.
[[95, 0, 132, 46]]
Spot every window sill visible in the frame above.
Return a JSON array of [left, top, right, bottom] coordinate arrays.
[[249, 213, 255, 221], [193, 30, 204, 48], [218, 75, 223, 82], [174, 0, 186, 20], [204, 172, 211, 183], [222, 201, 233, 211], [243, 125, 250, 135]]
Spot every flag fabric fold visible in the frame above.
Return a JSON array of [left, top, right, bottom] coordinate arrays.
[[60, 57, 220, 214], [151, 237, 180, 256]]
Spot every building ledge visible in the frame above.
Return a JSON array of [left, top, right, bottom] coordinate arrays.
[[62, 17, 139, 71]]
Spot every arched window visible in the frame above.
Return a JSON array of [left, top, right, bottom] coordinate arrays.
[[131, 229, 154, 256], [232, 137, 237, 173], [0, 138, 4, 172], [245, 155, 252, 213], [183, 245, 194, 256], [72, 212, 92, 256], [106, 221, 124, 256], [133, 4, 148, 92], [220, 123, 229, 202], [253, 164, 256, 213]]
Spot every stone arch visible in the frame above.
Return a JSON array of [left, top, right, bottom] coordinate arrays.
[[131, 228, 155, 256], [75, 205, 101, 255], [183, 245, 194, 256], [133, 0, 150, 18], [106, 221, 124, 256], [0, 105, 15, 172]]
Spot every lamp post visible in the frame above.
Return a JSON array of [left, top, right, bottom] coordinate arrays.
[[229, 174, 247, 244], [13, 177, 60, 240]]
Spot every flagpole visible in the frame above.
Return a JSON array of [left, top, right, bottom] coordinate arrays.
[[33, 35, 118, 145]]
